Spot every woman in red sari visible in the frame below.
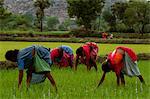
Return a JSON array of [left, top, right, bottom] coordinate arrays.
[[97, 46, 145, 87], [50, 45, 74, 68], [75, 42, 99, 71]]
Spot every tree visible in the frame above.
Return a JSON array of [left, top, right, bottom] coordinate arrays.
[[123, 7, 136, 32], [124, 0, 150, 34], [47, 16, 59, 30], [58, 19, 71, 31], [102, 9, 116, 32], [91, 16, 110, 32], [109, 2, 128, 32], [0, 0, 12, 30], [14, 14, 34, 30], [67, 0, 105, 30], [104, 0, 150, 33], [111, 2, 128, 22], [34, 0, 52, 32], [58, 18, 77, 31]]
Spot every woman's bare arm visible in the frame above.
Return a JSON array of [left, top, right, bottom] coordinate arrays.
[[18, 70, 23, 89], [97, 72, 106, 87]]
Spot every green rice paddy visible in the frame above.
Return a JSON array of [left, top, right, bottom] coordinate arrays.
[[0, 41, 150, 60], [0, 41, 150, 99]]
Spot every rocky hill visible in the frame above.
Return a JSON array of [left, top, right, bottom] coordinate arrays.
[[4, 0, 68, 23], [4, 0, 126, 22]]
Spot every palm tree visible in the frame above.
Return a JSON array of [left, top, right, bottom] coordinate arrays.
[[34, 0, 52, 32]]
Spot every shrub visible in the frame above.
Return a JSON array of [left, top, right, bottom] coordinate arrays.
[[46, 16, 59, 30], [0, 14, 33, 30], [58, 18, 78, 31], [58, 24, 66, 31], [116, 23, 127, 32], [69, 29, 102, 37]]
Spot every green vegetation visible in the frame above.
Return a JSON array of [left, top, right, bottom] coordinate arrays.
[[1, 0, 150, 98], [1, 30, 150, 40], [1, 0, 150, 34], [0, 42, 150, 98], [0, 61, 149, 98], [47, 16, 59, 30], [104, 0, 150, 33], [58, 18, 77, 31], [0, 30, 69, 34], [0, 41, 150, 61], [0, 0, 12, 30], [34, 0, 52, 32], [67, 0, 105, 30]]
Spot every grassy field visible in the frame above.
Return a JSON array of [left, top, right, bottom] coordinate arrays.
[[0, 41, 150, 99], [0, 30, 69, 35], [0, 61, 150, 99], [0, 41, 150, 61]]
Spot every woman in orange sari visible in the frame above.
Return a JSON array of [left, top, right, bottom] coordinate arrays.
[[97, 46, 145, 87]]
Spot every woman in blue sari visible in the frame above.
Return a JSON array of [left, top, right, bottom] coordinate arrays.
[[5, 45, 57, 92]]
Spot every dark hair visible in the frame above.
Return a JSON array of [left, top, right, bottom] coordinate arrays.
[[76, 47, 83, 56], [102, 60, 111, 72], [5, 49, 19, 62], [58, 48, 63, 58]]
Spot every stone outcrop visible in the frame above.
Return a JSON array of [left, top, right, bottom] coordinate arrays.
[[4, 0, 68, 23], [4, 0, 127, 22]]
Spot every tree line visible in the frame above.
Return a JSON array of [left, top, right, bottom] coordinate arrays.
[[0, 0, 75, 32], [0, 0, 150, 34]]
